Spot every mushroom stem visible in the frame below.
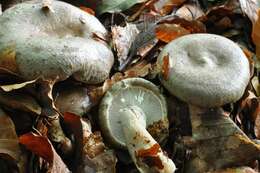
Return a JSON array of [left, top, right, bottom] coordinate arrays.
[[120, 106, 176, 173]]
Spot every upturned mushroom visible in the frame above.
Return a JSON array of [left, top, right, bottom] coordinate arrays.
[[99, 78, 176, 173], [0, 0, 114, 84], [157, 34, 260, 172]]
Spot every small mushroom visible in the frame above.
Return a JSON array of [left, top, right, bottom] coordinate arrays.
[[99, 78, 176, 173], [157, 34, 260, 172], [0, 0, 114, 84]]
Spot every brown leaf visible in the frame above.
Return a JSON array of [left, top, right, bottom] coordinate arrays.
[[185, 106, 260, 173], [175, 2, 204, 21], [208, 166, 257, 173], [152, 0, 186, 15], [80, 6, 95, 15], [155, 23, 190, 43], [0, 108, 26, 172], [19, 132, 70, 173], [0, 79, 36, 92], [0, 90, 41, 115]]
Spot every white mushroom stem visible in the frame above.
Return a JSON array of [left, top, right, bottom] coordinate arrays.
[[120, 107, 176, 173]]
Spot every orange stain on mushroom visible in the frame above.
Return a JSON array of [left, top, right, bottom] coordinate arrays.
[[252, 10, 260, 59], [136, 143, 164, 169], [161, 54, 170, 80], [0, 46, 18, 73]]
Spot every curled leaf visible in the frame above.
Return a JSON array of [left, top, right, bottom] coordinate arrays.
[[19, 132, 70, 173]]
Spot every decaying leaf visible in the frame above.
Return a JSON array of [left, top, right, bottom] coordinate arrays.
[[152, 0, 186, 15], [155, 23, 190, 42], [19, 132, 70, 173], [0, 108, 27, 172], [112, 23, 140, 67], [97, 0, 147, 15], [184, 106, 260, 173], [0, 79, 36, 92], [208, 166, 258, 173], [175, 2, 204, 21], [0, 90, 41, 115]]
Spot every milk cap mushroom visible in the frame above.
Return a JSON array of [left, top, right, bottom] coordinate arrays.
[[0, 0, 114, 84], [99, 78, 176, 172], [157, 34, 250, 107]]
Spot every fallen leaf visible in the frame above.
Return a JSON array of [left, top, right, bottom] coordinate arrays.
[[62, 112, 83, 172], [239, 0, 258, 23], [0, 79, 36, 92], [0, 108, 26, 172], [0, 90, 41, 115], [80, 6, 95, 15], [185, 106, 260, 173], [152, 0, 186, 15], [97, 0, 147, 15], [111, 23, 140, 67], [19, 132, 70, 173], [175, 2, 204, 21], [208, 166, 257, 173], [155, 23, 190, 43]]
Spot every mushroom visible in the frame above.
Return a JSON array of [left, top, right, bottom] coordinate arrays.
[[157, 34, 260, 172], [54, 84, 92, 116], [0, 0, 114, 84], [99, 78, 176, 173]]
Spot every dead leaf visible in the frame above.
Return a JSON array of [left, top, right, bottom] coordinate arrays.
[[208, 166, 257, 173], [62, 112, 83, 172], [0, 108, 27, 172], [155, 23, 190, 43], [239, 0, 258, 23], [80, 6, 95, 15], [0, 90, 41, 115], [0, 79, 36, 92], [0, 45, 17, 73], [19, 132, 71, 173], [185, 106, 260, 173], [111, 23, 140, 67], [152, 0, 186, 15], [175, 2, 204, 21]]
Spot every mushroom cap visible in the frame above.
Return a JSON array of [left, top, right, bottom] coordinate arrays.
[[54, 85, 92, 116], [0, 0, 114, 84], [99, 78, 169, 148], [157, 34, 250, 107]]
